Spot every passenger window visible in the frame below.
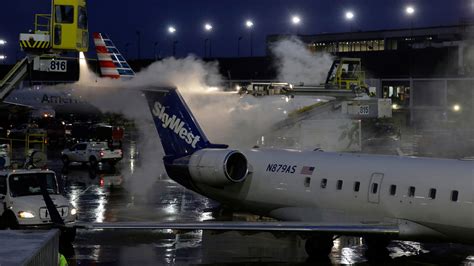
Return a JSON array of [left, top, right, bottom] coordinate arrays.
[[390, 185, 397, 196], [451, 190, 459, 202], [337, 180, 343, 190], [408, 186, 416, 197], [304, 177, 311, 188], [55, 5, 74, 24], [353, 181, 360, 192], [320, 178, 327, 189], [371, 183, 378, 194], [77, 144, 87, 151], [429, 188, 437, 199]]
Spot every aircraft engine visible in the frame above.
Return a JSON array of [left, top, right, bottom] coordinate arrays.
[[188, 149, 248, 186]]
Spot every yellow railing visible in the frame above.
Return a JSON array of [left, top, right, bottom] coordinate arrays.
[[35, 14, 51, 34], [338, 71, 366, 90], [26, 133, 47, 155], [0, 133, 46, 159]]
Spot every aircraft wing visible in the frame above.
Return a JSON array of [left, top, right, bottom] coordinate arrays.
[[2, 100, 34, 108], [76, 221, 399, 235]]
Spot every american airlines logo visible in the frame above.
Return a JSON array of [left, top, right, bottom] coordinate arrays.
[[152, 102, 201, 148]]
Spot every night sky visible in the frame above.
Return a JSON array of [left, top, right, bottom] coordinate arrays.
[[0, 0, 471, 63]]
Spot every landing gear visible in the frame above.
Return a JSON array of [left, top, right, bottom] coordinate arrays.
[[364, 236, 391, 260], [305, 235, 334, 258]]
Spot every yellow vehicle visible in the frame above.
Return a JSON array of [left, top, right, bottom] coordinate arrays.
[[19, 0, 88, 53], [325, 57, 367, 90]]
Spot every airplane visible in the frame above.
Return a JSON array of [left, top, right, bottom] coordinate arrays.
[[78, 86, 474, 258], [2, 32, 134, 117]]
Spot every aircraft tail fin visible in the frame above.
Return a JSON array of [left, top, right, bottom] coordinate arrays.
[[143, 88, 227, 158], [93, 32, 135, 79]]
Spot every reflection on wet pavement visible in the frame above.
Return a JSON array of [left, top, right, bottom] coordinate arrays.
[[48, 143, 474, 265]]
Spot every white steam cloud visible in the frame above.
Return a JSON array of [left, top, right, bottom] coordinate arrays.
[[63, 40, 335, 196], [271, 37, 333, 85], [70, 55, 319, 197]]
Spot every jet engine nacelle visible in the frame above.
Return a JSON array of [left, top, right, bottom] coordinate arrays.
[[188, 149, 248, 186]]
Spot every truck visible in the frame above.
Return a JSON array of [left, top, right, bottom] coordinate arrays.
[[65, 123, 124, 149], [61, 141, 123, 167], [0, 169, 77, 229]]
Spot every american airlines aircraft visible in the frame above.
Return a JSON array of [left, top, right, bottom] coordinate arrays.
[[81, 87, 474, 258], [3, 33, 134, 116]]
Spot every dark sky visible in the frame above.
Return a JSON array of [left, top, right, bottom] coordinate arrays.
[[0, 0, 471, 63]]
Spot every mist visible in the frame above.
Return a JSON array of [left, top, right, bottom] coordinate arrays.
[[67, 55, 314, 197], [271, 37, 333, 85], [62, 39, 340, 197]]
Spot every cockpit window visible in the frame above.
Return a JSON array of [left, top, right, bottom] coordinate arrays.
[[9, 173, 58, 197]]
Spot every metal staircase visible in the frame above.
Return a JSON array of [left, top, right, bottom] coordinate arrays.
[[0, 57, 29, 100]]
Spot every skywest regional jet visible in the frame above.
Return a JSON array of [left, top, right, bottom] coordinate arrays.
[[81, 87, 474, 258]]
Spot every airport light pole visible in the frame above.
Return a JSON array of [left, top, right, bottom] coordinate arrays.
[[345, 11, 355, 51], [237, 36, 243, 57], [405, 5, 416, 33], [204, 23, 213, 57], [154, 41, 159, 60], [0, 39, 6, 64], [245, 20, 254, 57], [124, 42, 131, 59], [204, 39, 209, 57], [136, 30, 141, 60], [168, 26, 177, 57], [291, 15, 301, 35], [405, 5, 416, 77]]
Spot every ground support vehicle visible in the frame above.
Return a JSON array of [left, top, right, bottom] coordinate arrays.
[[61, 141, 123, 167], [0, 169, 77, 230]]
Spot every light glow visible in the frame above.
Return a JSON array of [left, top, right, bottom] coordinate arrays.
[[245, 20, 254, 28], [18, 211, 35, 219], [406, 5, 415, 15], [0, 40, 6, 45], [168, 26, 176, 34], [71, 208, 77, 216], [204, 23, 213, 31], [453, 104, 461, 112], [345, 11, 355, 20], [0, 55, 7, 60], [292, 15, 301, 25], [206, 86, 219, 92]]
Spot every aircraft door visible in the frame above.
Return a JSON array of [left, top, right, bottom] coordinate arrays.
[[368, 173, 384, 203]]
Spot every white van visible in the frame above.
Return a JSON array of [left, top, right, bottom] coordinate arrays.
[[0, 169, 77, 229]]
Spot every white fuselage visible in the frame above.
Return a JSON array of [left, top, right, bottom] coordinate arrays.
[[195, 149, 474, 244]]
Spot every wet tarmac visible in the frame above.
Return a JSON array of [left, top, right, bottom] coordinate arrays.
[[44, 143, 474, 265]]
